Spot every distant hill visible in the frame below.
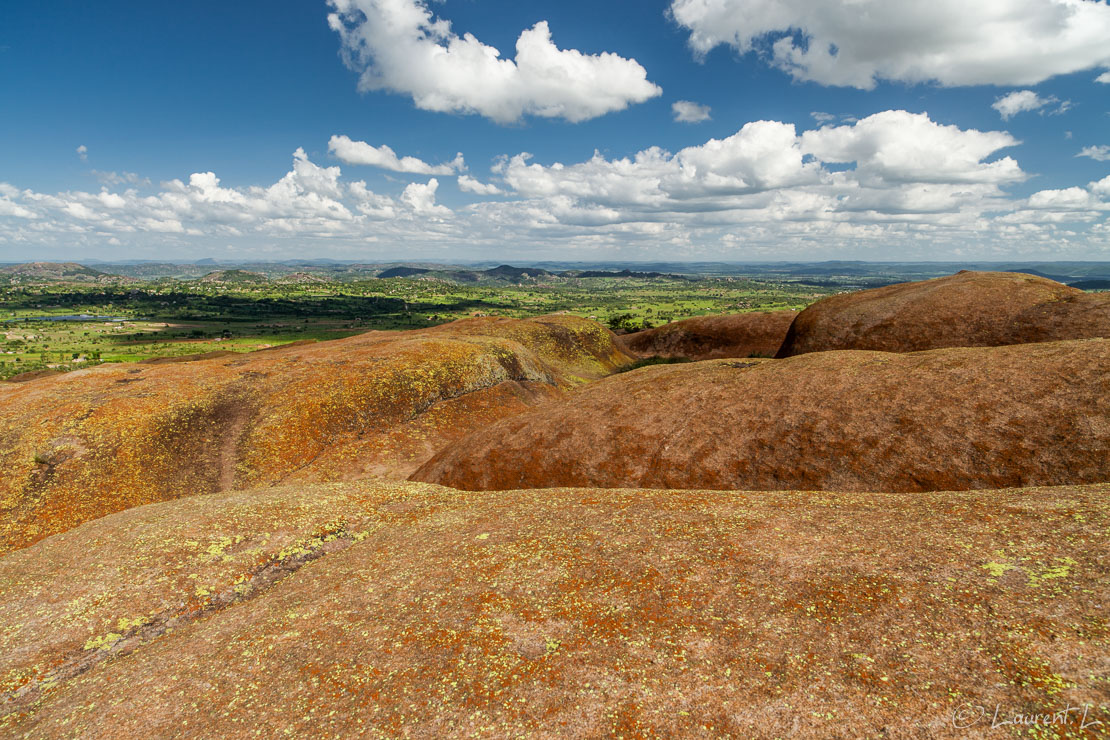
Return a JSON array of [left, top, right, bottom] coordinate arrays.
[[1070, 279, 1110, 290], [483, 265, 553, 279], [276, 272, 331, 285], [199, 269, 269, 284], [377, 267, 432, 279], [380, 265, 554, 283], [0, 262, 114, 283], [575, 269, 689, 280]]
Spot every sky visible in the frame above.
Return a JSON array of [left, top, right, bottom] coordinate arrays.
[[1, 0, 1109, 263]]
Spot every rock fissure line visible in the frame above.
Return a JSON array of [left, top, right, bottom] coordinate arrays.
[[273, 367, 555, 484], [399, 370, 553, 426], [0, 522, 365, 714]]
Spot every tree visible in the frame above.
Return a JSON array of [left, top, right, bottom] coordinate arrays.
[[607, 313, 635, 332]]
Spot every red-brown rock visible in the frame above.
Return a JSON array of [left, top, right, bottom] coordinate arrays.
[[413, 339, 1110, 493], [618, 310, 797, 360], [776, 271, 1110, 356], [0, 316, 629, 555], [1, 479, 1106, 737]]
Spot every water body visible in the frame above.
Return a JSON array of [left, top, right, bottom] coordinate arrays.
[[3, 314, 134, 322]]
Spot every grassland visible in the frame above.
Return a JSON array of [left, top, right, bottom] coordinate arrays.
[[0, 275, 833, 379]]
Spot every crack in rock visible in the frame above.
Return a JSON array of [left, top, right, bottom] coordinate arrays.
[[1, 521, 365, 714]]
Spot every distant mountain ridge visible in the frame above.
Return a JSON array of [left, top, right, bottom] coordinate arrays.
[[4, 260, 1110, 286], [0, 262, 129, 284]]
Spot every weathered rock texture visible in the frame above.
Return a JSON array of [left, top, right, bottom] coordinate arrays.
[[618, 310, 797, 360], [414, 339, 1110, 493], [777, 271, 1110, 357], [0, 316, 629, 554], [1, 480, 1106, 738]]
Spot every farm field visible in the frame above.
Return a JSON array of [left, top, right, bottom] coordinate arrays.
[[0, 273, 834, 379]]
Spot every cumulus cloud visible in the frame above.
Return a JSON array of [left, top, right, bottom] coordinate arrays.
[[672, 100, 711, 123], [0, 149, 447, 244], [993, 91, 1048, 119], [327, 0, 661, 124], [668, 0, 1110, 89], [992, 90, 1072, 120], [457, 175, 503, 196], [328, 135, 464, 175], [76, 145, 88, 162], [1097, 71, 1110, 83], [1026, 186, 1098, 210], [1090, 175, 1110, 198], [800, 111, 1023, 186], [3, 117, 1107, 260], [1078, 145, 1110, 161], [401, 178, 450, 217], [495, 111, 1025, 233]]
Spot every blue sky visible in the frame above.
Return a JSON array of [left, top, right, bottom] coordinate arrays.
[[1, 0, 1108, 262]]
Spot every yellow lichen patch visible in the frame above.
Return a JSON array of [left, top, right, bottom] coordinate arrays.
[[0, 316, 628, 555], [1036, 557, 1077, 581], [982, 561, 1014, 579], [115, 616, 149, 632], [83, 632, 122, 651], [2, 478, 1107, 738]]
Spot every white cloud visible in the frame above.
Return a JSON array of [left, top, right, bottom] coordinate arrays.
[[1, 150, 392, 241], [810, 112, 837, 124], [0, 190, 35, 220], [992, 90, 1071, 120], [496, 111, 1024, 232], [1027, 186, 1097, 210], [328, 134, 464, 175], [457, 175, 503, 196], [348, 180, 398, 219], [1078, 145, 1110, 162], [672, 100, 712, 123], [91, 171, 151, 187], [1097, 71, 1110, 83], [3, 118, 1108, 260], [400, 178, 450, 217], [327, 0, 661, 124], [799, 111, 1023, 186], [1090, 175, 1110, 198], [76, 145, 88, 162], [993, 91, 1048, 120], [668, 0, 1110, 89]]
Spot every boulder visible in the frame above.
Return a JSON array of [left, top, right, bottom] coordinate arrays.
[[618, 310, 797, 360], [414, 339, 1110, 493], [777, 271, 1109, 356]]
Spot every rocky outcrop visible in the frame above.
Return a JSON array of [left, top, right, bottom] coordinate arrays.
[[0, 316, 629, 554], [776, 271, 1110, 356], [2, 479, 1106, 737], [618, 310, 797, 360], [414, 339, 1110, 493]]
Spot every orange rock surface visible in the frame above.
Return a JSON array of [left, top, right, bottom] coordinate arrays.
[[777, 271, 1110, 356], [0, 316, 629, 555], [1, 480, 1106, 738], [414, 339, 1110, 493], [618, 310, 797, 360]]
